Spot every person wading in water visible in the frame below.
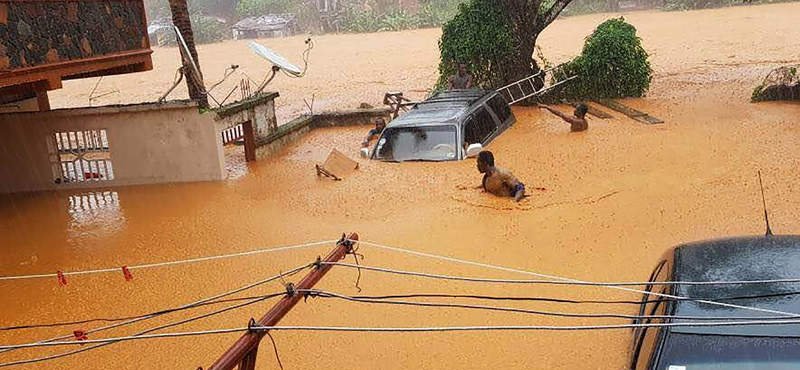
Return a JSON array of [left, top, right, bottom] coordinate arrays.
[[448, 63, 474, 90], [476, 151, 526, 202], [538, 103, 589, 132]]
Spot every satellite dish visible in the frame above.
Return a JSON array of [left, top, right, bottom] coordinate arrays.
[[247, 41, 303, 77]]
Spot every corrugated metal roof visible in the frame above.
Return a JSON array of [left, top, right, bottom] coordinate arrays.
[[232, 14, 296, 32]]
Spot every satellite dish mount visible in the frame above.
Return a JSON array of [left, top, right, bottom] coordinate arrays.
[[158, 26, 208, 104]]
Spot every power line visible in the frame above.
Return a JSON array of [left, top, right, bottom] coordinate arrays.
[[0, 264, 311, 357], [0, 240, 335, 282], [323, 261, 800, 287], [304, 289, 800, 321], [354, 240, 800, 318], [351, 293, 651, 305], [7, 319, 800, 351], [346, 290, 800, 305], [0, 294, 286, 332], [0, 292, 285, 368], [251, 320, 800, 332]]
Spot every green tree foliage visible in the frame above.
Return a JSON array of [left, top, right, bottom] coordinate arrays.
[[190, 14, 229, 43], [418, 0, 467, 27], [157, 13, 229, 45], [341, 0, 467, 33], [556, 17, 652, 99], [435, 0, 517, 90], [235, 0, 292, 18], [560, 0, 611, 16]]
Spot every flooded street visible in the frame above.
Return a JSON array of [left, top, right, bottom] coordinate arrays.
[[3, 3, 800, 370]]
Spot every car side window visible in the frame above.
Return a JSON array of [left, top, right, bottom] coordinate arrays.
[[464, 107, 497, 145], [487, 95, 512, 123]]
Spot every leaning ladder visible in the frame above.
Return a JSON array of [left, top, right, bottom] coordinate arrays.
[[497, 64, 578, 106]]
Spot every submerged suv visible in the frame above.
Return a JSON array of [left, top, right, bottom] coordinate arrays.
[[631, 235, 800, 370], [368, 89, 515, 162]]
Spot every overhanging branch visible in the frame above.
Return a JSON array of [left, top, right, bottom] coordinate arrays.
[[535, 0, 573, 33]]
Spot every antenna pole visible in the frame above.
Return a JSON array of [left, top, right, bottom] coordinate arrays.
[[758, 171, 773, 236]]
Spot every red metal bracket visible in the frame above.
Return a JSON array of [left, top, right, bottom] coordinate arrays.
[[73, 330, 88, 345], [57, 271, 67, 286], [122, 266, 133, 281]]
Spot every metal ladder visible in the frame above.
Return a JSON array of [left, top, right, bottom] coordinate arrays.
[[496, 64, 578, 105]]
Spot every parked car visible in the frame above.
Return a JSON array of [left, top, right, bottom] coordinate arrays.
[[630, 235, 800, 370], [366, 89, 515, 162]]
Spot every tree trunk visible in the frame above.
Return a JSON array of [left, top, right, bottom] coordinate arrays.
[[501, 0, 574, 89], [169, 0, 209, 108]]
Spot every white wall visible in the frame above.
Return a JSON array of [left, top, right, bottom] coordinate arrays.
[[0, 101, 225, 194]]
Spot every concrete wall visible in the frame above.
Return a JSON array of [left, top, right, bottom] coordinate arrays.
[[214, 92, 279, 141], [254, 108, 391, 160], [0, 96, 40, 114], [311, 108, 392, 129], [0, 101, 224, 194]]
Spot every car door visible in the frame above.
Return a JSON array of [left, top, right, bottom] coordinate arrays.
[[630, 254, 675, 370]]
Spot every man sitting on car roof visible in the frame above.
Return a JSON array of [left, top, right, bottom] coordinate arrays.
[[477, 151, 526, 202], [448, 63, 474, 90]]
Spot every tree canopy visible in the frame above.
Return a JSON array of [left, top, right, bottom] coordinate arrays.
[[437, 0, 576, 90]]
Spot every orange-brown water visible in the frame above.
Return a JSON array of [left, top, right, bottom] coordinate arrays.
[[3, 3, 800, 370]]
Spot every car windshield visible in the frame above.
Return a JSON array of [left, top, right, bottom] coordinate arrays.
[[374, 125, 458, 162], [658, 333, 800, 370]]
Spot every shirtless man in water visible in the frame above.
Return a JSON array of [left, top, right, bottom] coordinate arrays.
[[538, 103, 589, 132], [477, 151, 525, 202]]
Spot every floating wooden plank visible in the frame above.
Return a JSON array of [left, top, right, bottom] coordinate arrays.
[[594, 99, 664, 124], [316, 149, 359, 181], [569, 102, 613, 119]]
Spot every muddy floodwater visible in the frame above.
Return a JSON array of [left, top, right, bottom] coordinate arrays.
[[3, 3, 800, 370]]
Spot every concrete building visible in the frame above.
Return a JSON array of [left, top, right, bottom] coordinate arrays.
[[0, 0, 278, 195]]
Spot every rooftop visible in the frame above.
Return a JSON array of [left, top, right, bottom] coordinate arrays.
[[232, 14, 296, 32]]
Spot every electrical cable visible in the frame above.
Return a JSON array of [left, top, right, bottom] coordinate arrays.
[[353, 240, 800, 318], [7, 319, 800, 352], [345, 290, 800, 305], [303, 289, 800, 322], [0, 294, 285, 332], [323, 262, 800, 287], [0, 240, 334, 282], [0, 292, 288, 368], [0, 264, 311, 357]]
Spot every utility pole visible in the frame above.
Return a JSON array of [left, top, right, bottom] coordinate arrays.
[[207, 233, 359, 370], [168, 0, 209, 109]]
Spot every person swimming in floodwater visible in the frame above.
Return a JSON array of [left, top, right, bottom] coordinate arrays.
[[448, 63, 474, 90], [362, 118, 387, 148], [477, 151, 526, 202], [538, 103, 589, 132]]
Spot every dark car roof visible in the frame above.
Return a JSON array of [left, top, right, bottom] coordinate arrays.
[[386, 89, 495, 129], [425, 89, 492, 103], [671, 235, 800, 336]]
